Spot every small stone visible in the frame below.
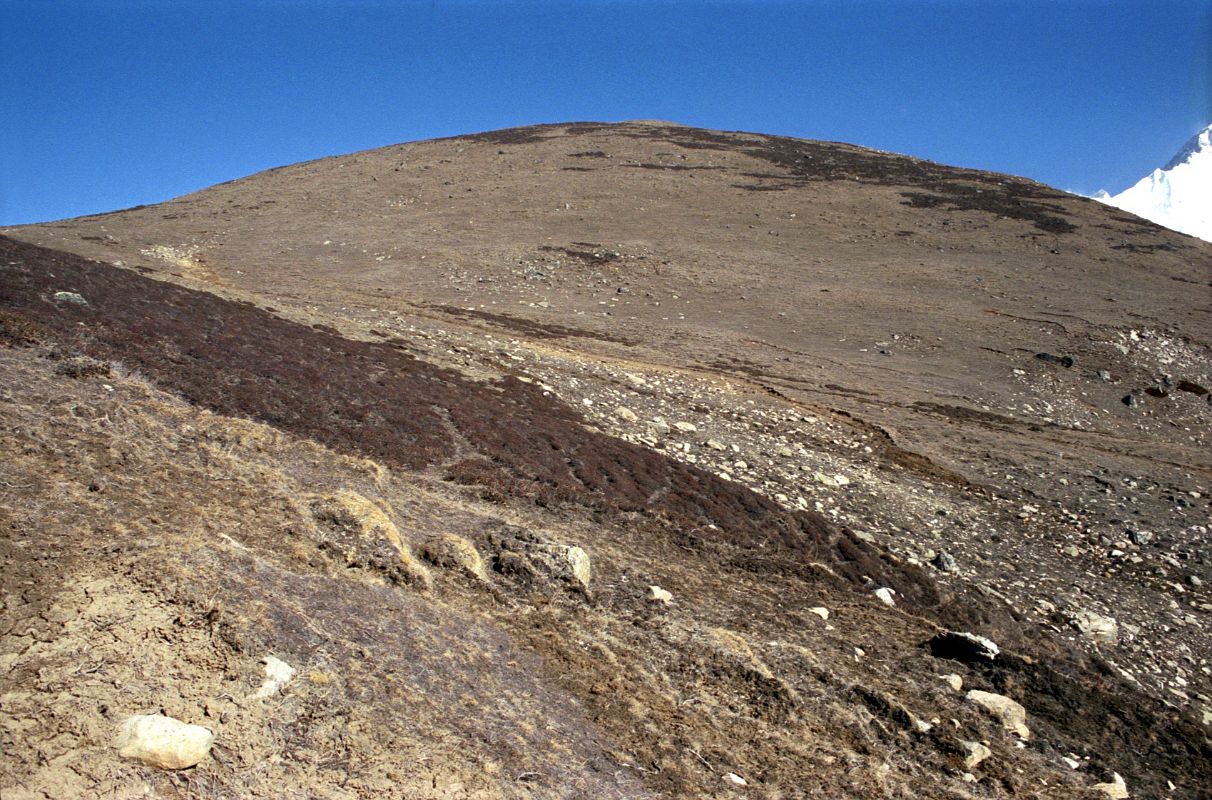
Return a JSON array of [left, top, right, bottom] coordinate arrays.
[[1098, 370, 1112, 382], [1122, 394, 1138, 408], [833, 474, 850, 486], [253, 655, 297, 698], [615, 406, 638, 423], [931, 551, 958, 572], [1071, 610, 1119, 644], [706, 439, 727, 451], [942, 674, 963, 692], [1062, 756, 1081, 770], [874, 587, 896, 607], [52, 291, 88, 305], [1127, 529, 1153, 546], [1188, 575, 1204, 588], [673, 421, 697, 433], [961, 741, 992, 770], [966, 690, 1030, 739], [648, 585, 673, 604], [724, 772, 747, 786], [1092, 772, 1129, 799], [565, 546, 591, 588], [809, 607, 829, 621], [116, 715, 214, 769], [814, 472, 839, 487]]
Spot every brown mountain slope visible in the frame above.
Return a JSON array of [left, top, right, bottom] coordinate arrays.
[[2, 122, 1210, 798]]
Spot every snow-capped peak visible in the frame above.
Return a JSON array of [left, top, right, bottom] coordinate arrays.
[[1095, 123, 1212, 242]]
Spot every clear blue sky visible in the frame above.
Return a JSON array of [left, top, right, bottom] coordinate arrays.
[[2, 0, 1209, 225]]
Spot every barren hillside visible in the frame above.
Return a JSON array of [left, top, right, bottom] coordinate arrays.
[[2, 122, 1210, 798]]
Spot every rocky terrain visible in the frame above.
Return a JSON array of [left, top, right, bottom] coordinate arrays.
[[1, 121, 1210, 798]]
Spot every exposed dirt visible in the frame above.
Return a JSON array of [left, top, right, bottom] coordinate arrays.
[[2, 121, 1211, 798]]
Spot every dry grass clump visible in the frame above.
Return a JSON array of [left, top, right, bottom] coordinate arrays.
[[418, 533, 488, 581], [310, 490, 432, 589]]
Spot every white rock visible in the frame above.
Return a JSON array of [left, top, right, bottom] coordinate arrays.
[[724, 772, 747, 786], [615, 406, 638, 423], [1071, 611, 1120, 644], [809, 607, 829, 621], [874, 587, 896, 607], [1062, 756, 1081, 770], [116, 715, 214, 769], [966, 690, 1030, 739], [254, 655, 297, 698], [813, 472, 839, 487], [53, 291, 88, 305], [1092, 772, 1129, 798], [648, 585, 673, 604], [706, 439, 727, 451], [962, 741, 992, 769], [833, 474, 850, 486], [673, 421, 698, 433], [565, 546, 591, 588], [942, 674, 963, 692]]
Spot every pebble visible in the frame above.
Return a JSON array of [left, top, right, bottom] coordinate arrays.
[[673, 421, 697, 433], [942, 674, 963, 692], [874, 587, 896, 607], [724, 772, 747, 786], [809, 607, 829, 621], [116, 715, 214, 769]]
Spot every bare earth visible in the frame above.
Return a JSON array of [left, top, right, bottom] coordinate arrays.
[[1, 122, 1210, 798]]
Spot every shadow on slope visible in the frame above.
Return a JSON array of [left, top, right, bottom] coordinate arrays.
[[0, 235, 934, 606]]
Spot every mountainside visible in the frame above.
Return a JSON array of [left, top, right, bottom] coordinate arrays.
[[1096, 123, 1212, 242], [2, 121, 1210, 799]]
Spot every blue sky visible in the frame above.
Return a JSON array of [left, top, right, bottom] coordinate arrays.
[[2, 0, 1209, 225]]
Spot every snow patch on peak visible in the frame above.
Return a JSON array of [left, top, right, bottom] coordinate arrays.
[[1095, 123, 1212, 243]]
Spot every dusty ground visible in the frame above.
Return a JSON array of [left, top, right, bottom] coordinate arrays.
[[2, 122, 1210, 798]]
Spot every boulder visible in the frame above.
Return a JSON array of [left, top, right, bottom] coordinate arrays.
[[116, 715, 213, 769], [565, 546, 591, 588], [961, 741, 992, 770], [966, 690, 1030, 739], [1092, 772, 1129, 799], [928, 631, 1000, 662]]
